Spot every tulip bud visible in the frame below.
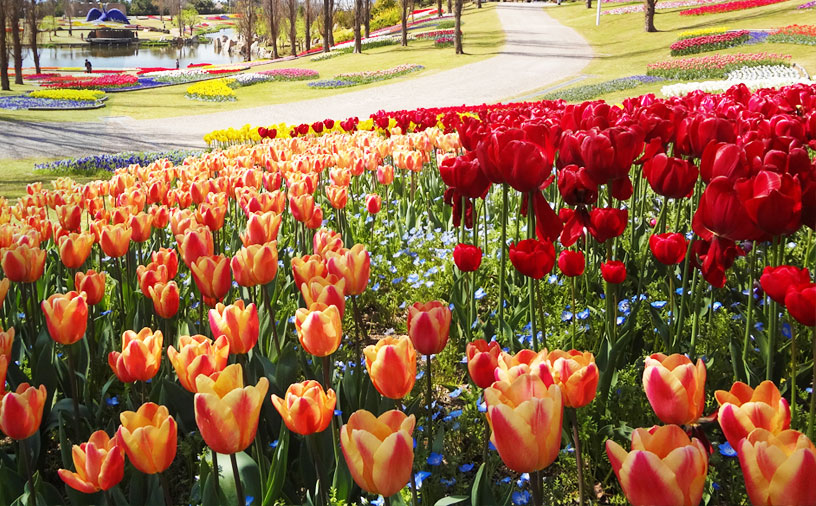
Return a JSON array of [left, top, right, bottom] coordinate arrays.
[[364, 336, 417, 399], [557, 250, 585, 277], [760, 265, 811, 305], [1, 243, 46, 283], [129, 212, 153, 243], [453, 243, 482, 272], [148, 281, 180, 319], [176, 226, 214, 268], [292, 255, 327, 289], [601, 260, 627, 284], [100, 224, 132, 258], [75, 270, 106, 306], [326, 244, 370, 296], [786, 283, 816, 327], [407, 301, 451, 356], [509, 239, 555, 280], [231, 241, 279, 287], [547, 349, 598, 408], [58, 430, 125, 493], [0, 383, 47, 440], [649, 233, 688, 266], [326, 185, 348, 209], [116, 402, 177, 474], [167, 335, 230, 393], [191, 255, 231, 306], [466, 339, 501, 388], [737, 429, 816, 506], [300, 275, 345, 316], [208, 300, 259, 354], [643, 353, 706, 425], [271, 380, 337, 436], [58, 233, 94, 269], [313, 228, 343, 257], [365, 194, 382, 214], [42, 291, 88, 345], [108, 328, 163, 383]]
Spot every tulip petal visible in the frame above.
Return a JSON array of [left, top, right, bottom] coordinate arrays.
[[372, 431, 413, 498], [620, 451, 685, 506], [768, 448, 816, 506]]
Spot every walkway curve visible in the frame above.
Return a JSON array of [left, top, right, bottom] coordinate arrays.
[[0, 3, 591, 160]]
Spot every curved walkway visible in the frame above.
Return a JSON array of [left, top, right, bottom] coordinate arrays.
[[0, 3, 591, 159]]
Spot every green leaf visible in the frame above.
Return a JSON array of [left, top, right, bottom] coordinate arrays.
[[435, 496, 468, 506], [263, 425, 290, 505]]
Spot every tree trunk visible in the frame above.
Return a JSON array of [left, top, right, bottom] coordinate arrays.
[[304, 0, 310, 51], [322, 0, 329, 52], [288, 0, 296, 55], [585, 0, 591, 8], [644, 0, 656, 31], [454, 0, 462, 53], [28, 0, 41, 74], [400, 0, 407, 46], [364, 0, 370, 37], [353, 0, 361, 52], [328, 0, 334, 44], [446, 0, 450, 15], [268, 0, 278, 58], [477, 0, 481, 9], [65, 0, 71, 34], [11, 0, 23, 85], [0, 0, 9, 90], [244, 3, 253, 61], [436, 0, 441, 15]]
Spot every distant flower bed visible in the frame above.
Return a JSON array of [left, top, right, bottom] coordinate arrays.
[[307, 64, 425, 88], [767, 24, 816, 45], [40, 74, 139, 90], [661, 68, 812, 96], [800, 0, 815, 7], [34, 149, 202, 175], [726, 63, 804, 80], [416, 29, 455, 39], [307, 79, 358, 88], [310, 52, 338, 61], [0, 95, 103, 110], [679, 0, 788, 14], [258, 68, 320, 81], [434, 36, 454, 47], [646, 52, 791, 80], [186, 78, 237, 101], [677, 26, 730, 39], [603, 0, 726, 14], [232, 73, 277, 86], [539, 75, 664, 102], [8, 72, 60, 80], [29, 89, 106, 101], [670, 30, 750, 56]]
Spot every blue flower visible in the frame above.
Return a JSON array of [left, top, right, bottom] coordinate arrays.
[[651, 301, 667, 309], [413, 471, 432, 490], [577, 309, 590, 320], [105, 396, 119, 406], [474, 288, 486, 300], [458, 463, 474, 473], [427, 452, 443, 466], [512, 491, 531, 505], [443, 410, 462, 422], [561, 311, 573, 322], [718, 442, 737, 457], [449, 388, 462, 398], [440, 477, 456, 487]]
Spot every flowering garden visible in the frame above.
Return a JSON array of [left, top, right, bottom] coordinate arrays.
[[1, 78, 816, 506]]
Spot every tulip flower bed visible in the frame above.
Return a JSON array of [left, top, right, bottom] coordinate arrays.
[[539, 74, 664, 101], [767, 24, 816, 45], [0, 95, 106, 111], [185, 78, 238, 102], [679, 0, 789, 14], [602, 0, 728, 15], [40, 73, 140, 90], [34, 149, 202, 175], [28, 89, 106, 102], [801, 0, 816, 6], [257, 68, 320, 81], [646, 52, 792, 80], [308, 64, 425, 89], [415, 29, 456, 40], [434, 36, 455, 48], [670, 30, 750, 56], [3, 82, 816, 506]]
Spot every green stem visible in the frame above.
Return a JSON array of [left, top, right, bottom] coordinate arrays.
[[569, 408, 585, 506], [741, 244, 757, 371], [530, 469, 543, 506], [212, 449, 220, 497], [160, 471, 173, 506], [571, 276, 577, 350], [669, 273, 676, 353], [65, 344, 82, 438], [498, 184, 509, 346], [230, 452, 244, 506], [426, 355, 434, 451], [527, 192, 537, 351], [790, 316, 798, 428], [808, 326, 816, 440], [20, 438, 36, 506], [263, 282, 282, 357]]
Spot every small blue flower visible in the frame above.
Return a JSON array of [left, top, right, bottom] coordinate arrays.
[[269, 440, 279, 448], [413, 471, 432, 490], [449, 388, 462, 398], [512, 491, 531, 505], [718, 442, 737, 457], [474, 288, 486, 300], [427, 452, 443, 466], [577, 309, 590, 320], [651, 301, 667, 309], [458, 463, 474, 473]]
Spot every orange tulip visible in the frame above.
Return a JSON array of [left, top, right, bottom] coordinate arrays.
[[271, 380, 336, 435], [0, 383, 47, 440], [190, 255, 231, 305], [240, 211, 282, 247], [606, 425, 709, 506], [715, 380, 791, 449], [643, 353, 706, 425], [208, 299, 259, 354], [547, 349, 599, 409], [194, 363, 269, 454], [329, 168, 351, 187], [56, 204, 82, 232], [129, 212, 153, 243], [377, 164, 394, 185], [100, 224, 132, 258], [58, 430, 125, 493], [313, 228, 343, 257], [326, 185, 348, 209], [75, 270, 106, 306], [340, 409, 415, 498], [466, 339, 501, 388], [136, 263, 169, 297], [738, 429, 816, 506], [0, 326, 13, 362], [151, 247, 178, 279], [0, 277, 8, 307], [407, 300, 451, 356], [366, 194, 382, 214], [167, 334, 230, 393], [149, 204, 170, 229], [292, 255, 327, 289], [231, 241, 279, 287], [108, 328, 163, 383], [116, 402, 177, 474], [300, 274, 345, 316], [295, 302, 342, 357], [1, 243, 46, 283], [148, 281, 179, 319], [484, 373, 563, 473], [364, 336, 416, 399], [326, 244, 370, 296], [305, 206, 323, 229], [196, 203, 227, 231], [176, 226, 214, 268], [58, 232, 94, 269], [494, 349, 551, 384], [42, 291, 88, 345], [289, 194, 315, 223]]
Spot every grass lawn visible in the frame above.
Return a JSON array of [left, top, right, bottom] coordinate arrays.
[[0, 3, 502, 123], [0, 157, 104, 199], [520, 0, 813, 103]]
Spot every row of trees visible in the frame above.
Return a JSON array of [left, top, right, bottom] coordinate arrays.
[[1, 0, 42, 90]]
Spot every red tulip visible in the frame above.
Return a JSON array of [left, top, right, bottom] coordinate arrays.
[[601, 260, 626, 284], [736, 171, 802, 236], [407, 301, 451, 356], [589, 208, 628, 243], [509, 239, 555, 280], [649, 233, 688, 266], [693, 176, 763, 243], [466, 339, 501, 388], [760, 265, 811, 304], [453, 243, 482, 272], [557, 250, 585, 277], [580, 127, 643, 194], [439, 151, 491, 199], [557, 165, 597, 206], [643, 154, 698, 199], [475, 128, 524, 185], [365, 194, 382, 214], [785, 283, 816, 327]]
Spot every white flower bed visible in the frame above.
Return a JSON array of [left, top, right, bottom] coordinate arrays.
[[725, 64, 802, 80], [661, 64, 811, 97], [232, 72, 276, 86], [143, 69, 210, 83]]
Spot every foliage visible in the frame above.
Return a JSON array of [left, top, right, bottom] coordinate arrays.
[[767, 24, 816, 45], [539, 75, 664, 101], [33, 149, 203, 174]]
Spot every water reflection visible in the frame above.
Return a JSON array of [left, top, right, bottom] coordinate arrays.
[[22, 28, 241, 69]]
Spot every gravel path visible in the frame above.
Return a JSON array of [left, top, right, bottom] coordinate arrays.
[[0, 3, 591, 160]]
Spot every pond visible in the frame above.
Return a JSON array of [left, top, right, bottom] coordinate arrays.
[[21, 28, 244, 69]]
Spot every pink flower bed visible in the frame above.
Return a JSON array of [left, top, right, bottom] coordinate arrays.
[[669, 30, 750, 55], [680, 0, 789, 14], [40, 74, 139, 89]]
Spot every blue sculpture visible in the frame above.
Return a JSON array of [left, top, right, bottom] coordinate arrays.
[[85, 6, 130, 23]]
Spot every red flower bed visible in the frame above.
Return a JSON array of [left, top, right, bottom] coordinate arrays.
[[771, 24, 816, 36], [680, 0, 788, 15], [41, 73, 139, 89], [670, 30, 750, 55]]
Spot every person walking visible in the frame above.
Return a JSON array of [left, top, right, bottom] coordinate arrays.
[[175, 58, 180, 69], [85, 59, 92, 73]]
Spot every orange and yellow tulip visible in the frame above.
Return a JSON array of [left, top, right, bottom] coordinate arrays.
[[364, 336, 416, 399], [407, 300, 451, 356], [191, 255, 231, 305], [148, 281, 180, 319], [289, 194, 315, 223], [340, 409, 415, 498], [136, 263, 169, 297], [42, 291, 88, 345], [167, 334, 230, 393], [196, 203, 227, 231], [484, 373, 563, 473], [466, 339, 501, 388], [58, 430, 125, 493], [313, 228, 343, 257], [0, 326, 13, 362], [494, 349, 550, 384], [738, 428, 816, 506], [0, 383, 47, 440], [194, 363, 269, 454], [1, 243, 46, 283], [108, 328, 163, 383], [295, 302, 342, 357], [208, 299, 259, 354], [606, 425, 709, 506], [151, 247, 179, 279], [377, 164, 394, 185], [100, 224, 132, 258], [231, 241, 279, 287], [715, 381, 791, 449], [116, 402, 177, 474], [547, 349, 599, 409], [56, 204, 83, 232], [75, 270, 106, 306], [176, 226, 214, 268], [292, 255, 327, 288], [0, 277, 8, 307], [300, 274, 345, 316], [129, 212, 153, 243], [643, 353, 706, 425], [326, 244, 370, 296], [271, 380, 336, 435], [240, 211, 282, 247], [326, 185, 348, 209], [58, 233, 94, 269]]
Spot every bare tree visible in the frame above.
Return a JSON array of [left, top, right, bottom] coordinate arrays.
[[352, 0, 361, 52], [328, 0, 333, 44], [436, 0, 440, 15], [0, 0, 9, 90], [10, 0, 23, 85], [586, 0, 591, 8], [286, 0, 296, 55], [265, 0, 279, 58], [63, 0, 71, 35], [27, 0, 41, 73], [644, 0, 656, 31], [453, 0, 462, 53], [236, 0, 255, 60], [304, 0, 310, 50], [399, 0, 407, 46], [322, 0, 329, 52], [153, 0, 166, 20], [363, 0, 369, 37]]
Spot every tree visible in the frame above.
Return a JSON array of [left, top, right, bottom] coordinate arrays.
[[236, 0, 256, 60], [40, 14, 59, 40], [399, 0, 406, 46], [0, 0, 9, 90], [453, 0, 462, 53], [644, 0, 656, 31], [304, 0, 310, 50], [363, 0, 369, 37], [10, 0, 23, 85], [322, 0, 329, 52], [153, 0, 166, 20], [175, 3, 198, 37], [264, 0, 279, 58], [286, 0, 295, 55], [63, 0, 71, 34], [586, 0, 591, 8], [352, 0, 361, 52], [436, 0, 440, 16], [27, 0, 41, 74]]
